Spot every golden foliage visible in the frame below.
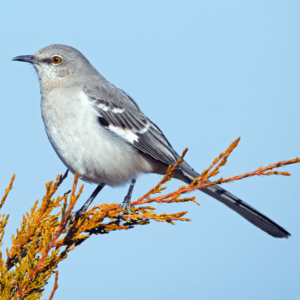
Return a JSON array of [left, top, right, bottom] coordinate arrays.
[[0, 138, 299, 299]]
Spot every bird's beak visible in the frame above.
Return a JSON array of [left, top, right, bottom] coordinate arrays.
[[12, 55, 37, 64]]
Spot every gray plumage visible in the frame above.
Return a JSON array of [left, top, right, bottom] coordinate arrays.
[[12, 44, 290, 238]]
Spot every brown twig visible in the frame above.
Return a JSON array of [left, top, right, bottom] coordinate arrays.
[[0, 175, 15, 210], [48, 271, 59, 300], [1, 139, 299, 299], [134, 148, 188, 204]]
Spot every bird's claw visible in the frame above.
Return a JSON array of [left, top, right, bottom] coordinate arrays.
[[65, 210, 84, 235], [118, 199, 131, 226]]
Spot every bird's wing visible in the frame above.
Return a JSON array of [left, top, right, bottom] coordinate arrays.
[[83, 86, 290, 238], [84, 86, 179, 167]]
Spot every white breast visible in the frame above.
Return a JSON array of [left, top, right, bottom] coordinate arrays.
[[40, 89, 153, 186]]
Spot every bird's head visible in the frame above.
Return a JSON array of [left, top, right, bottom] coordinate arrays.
[[12, 44, 96, 89]]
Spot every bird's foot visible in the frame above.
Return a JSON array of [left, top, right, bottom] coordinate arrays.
[[118, 196, 131, 226], [64, 184, 106, 235], [65, 209, 85, 235]]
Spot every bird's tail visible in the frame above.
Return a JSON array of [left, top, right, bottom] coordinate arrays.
[[177, 162, 290, 238]]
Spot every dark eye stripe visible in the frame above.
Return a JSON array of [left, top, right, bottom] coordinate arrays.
[[39, 57, 62, 64], [40, 58, 52, 64]]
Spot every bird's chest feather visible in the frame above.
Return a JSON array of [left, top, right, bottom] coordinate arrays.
[[41, 91, 95, 149], [41, 91, 106, 168], [40, 90, 146, 185]]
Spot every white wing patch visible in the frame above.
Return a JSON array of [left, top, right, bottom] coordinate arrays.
[[111, 107, 125, 113], [84, 90, 151, 144], [84, 89, 178, 166], [97, 102, 110, 111], [108, 125, 139, 143], [108, 121, 150, 144]]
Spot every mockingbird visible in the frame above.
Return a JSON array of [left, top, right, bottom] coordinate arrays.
[[12, 44, 290, 238]]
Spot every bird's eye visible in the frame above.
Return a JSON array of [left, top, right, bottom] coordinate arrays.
[[52, 56, 61, 64]]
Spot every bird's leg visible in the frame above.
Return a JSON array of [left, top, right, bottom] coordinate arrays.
[[66, 183, 105, 234], [118, 178, 136, 225], [75, 183, 106, 216]]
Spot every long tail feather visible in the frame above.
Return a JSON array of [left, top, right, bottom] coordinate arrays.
[[178, 163, 290, 238]]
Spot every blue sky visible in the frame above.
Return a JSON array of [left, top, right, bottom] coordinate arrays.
[[1, 1, 299, 299]]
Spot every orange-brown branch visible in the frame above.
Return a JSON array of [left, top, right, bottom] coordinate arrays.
[[1, 138, 299, 299]]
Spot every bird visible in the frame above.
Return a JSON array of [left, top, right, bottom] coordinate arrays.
[[12, 44, 290, 238]]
